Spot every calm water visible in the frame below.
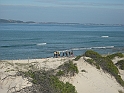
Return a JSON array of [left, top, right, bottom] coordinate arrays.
[[0, 23, 124, 60]]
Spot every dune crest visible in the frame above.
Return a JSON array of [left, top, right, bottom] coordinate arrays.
[[0, 56, 124, 93]]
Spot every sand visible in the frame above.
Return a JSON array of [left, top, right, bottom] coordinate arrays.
[[0, 57, 124, 93]]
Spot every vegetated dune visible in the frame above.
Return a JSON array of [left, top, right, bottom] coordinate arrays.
[[0, 55, 124, 93]]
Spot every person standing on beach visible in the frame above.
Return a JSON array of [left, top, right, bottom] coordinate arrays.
[[62, 51, 65, 57], [71, 50, 74, 56], [54, 51, 56, 58], [58, 51, 60, 57], [69, 51, 71, 56], [56, 51, 58, 58], [66, 51, 68, 57]]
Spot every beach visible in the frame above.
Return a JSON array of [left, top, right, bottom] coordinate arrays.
[[0, 56, 124, 93]]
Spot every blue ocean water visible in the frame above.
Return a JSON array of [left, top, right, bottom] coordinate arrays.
[[0, 23, 124, 60]]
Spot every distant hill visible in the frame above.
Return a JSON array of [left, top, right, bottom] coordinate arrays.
[[0, 19, 35, 23], [0, 19, 123, 26]]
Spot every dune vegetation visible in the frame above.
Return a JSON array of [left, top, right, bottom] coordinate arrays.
[[84, 50, 124, 87], [1, 50, 124, 93]]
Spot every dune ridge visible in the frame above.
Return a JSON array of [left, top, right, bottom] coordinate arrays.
[[0, 55, 124, 93]]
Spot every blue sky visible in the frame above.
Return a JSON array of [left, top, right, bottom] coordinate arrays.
[[0, 0, 124, 24]]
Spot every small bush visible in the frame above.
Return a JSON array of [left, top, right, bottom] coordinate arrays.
[[74, 55, 82, 61], [84, 50, 124, 87], [81, 69, 87, 72], [94, 63, 100, 69], [107, 53, 123, 59], [86, 59, 94, 65], [99, 57, 119, 76], [18, 70, 77, 93], [118, 90, 124, 93], [58, 60, 79, 77], [86, 59, 100, 69], [56, 70, 64, 76], [85, 50, 102, 59], [50, 76, 77, 93], [116, 60, 124, 70], [115, 75, 124, 87]]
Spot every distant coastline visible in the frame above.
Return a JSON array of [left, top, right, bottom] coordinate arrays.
[[0, 19, 123, 26]]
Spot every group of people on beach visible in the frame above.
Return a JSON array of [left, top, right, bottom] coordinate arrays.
[[54, 50, 73, 58]]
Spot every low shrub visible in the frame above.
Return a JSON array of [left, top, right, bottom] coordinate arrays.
[[98, 57, 119, 76], [86, 59, 94, 65], [81, 69, 87, 72], [50, 75, 77, 93], [84, 50, 102, 59], [18, 70, 77, 93], [84, 50, 124, 87], [118, 90, 124, 93], [107, 53, 123, 59], [58, 60, 79, 77], [86, 59, 100, 69], [56, 70, 64, 76], [74, 55, 82, 61], [115, 60, 124, 70], [115, 75, 124, 87]]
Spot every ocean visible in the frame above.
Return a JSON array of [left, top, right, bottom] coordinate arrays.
[[0, 23, 124, 60]]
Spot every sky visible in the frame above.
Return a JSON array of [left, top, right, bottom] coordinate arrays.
[[0, 0, 124, 24]]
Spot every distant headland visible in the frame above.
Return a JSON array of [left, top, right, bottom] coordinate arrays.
[[0, 19, 123, 26], [0, 19, 35, 23]]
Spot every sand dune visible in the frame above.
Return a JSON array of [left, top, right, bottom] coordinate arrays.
[[0, 57, 124, 93]]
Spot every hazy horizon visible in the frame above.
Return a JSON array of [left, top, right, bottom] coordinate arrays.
[[0, 0, 124, 24]]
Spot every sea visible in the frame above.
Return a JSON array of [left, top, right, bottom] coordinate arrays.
[[0, 23, 124, 60]]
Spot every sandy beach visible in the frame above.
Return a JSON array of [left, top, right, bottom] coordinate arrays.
[[0, 56, 124, 93]]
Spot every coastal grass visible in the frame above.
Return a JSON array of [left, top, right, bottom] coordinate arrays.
[[84, 50, 124, 87], [86, 59, 100, 69], [17, 70, 77, 93], [57, 60, 79, 77], [118, 90, 124, 93], [74, 55, 82, 61], [115, 60, 124, 70], [15, 60, 78, 93], [106, 53, 123, 59]]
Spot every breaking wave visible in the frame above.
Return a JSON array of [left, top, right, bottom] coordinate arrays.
[[1, 43, 47, 48], [37, 43, 47, 46], [71, 46, 114, 51], [101, 36, 109, 38]]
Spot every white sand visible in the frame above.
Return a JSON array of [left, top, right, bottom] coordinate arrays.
[[66, 57, 124, 93], [0, 57, 124, 93]]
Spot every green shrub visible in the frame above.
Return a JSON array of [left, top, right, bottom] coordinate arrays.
[[19, 70, 77, 93], [84, 50, 124, 87], [115, 75, 124, 87], [50, 75, 76, 93], [58, 60, 79, 77], [118, 90, 124, 93], [50, 76, 77, 93], [85, 50, 102, 59], [56, 70, 64, 76], [74, 55, 82, 61], [81, 69, 87, 72], [86, 59, 100, 69], [107, 53, 123, 59], [98, 57, 119, 76], [94, 63, 100, 69], [86, 59, 94, 65], [116, 60, 124, 70]]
